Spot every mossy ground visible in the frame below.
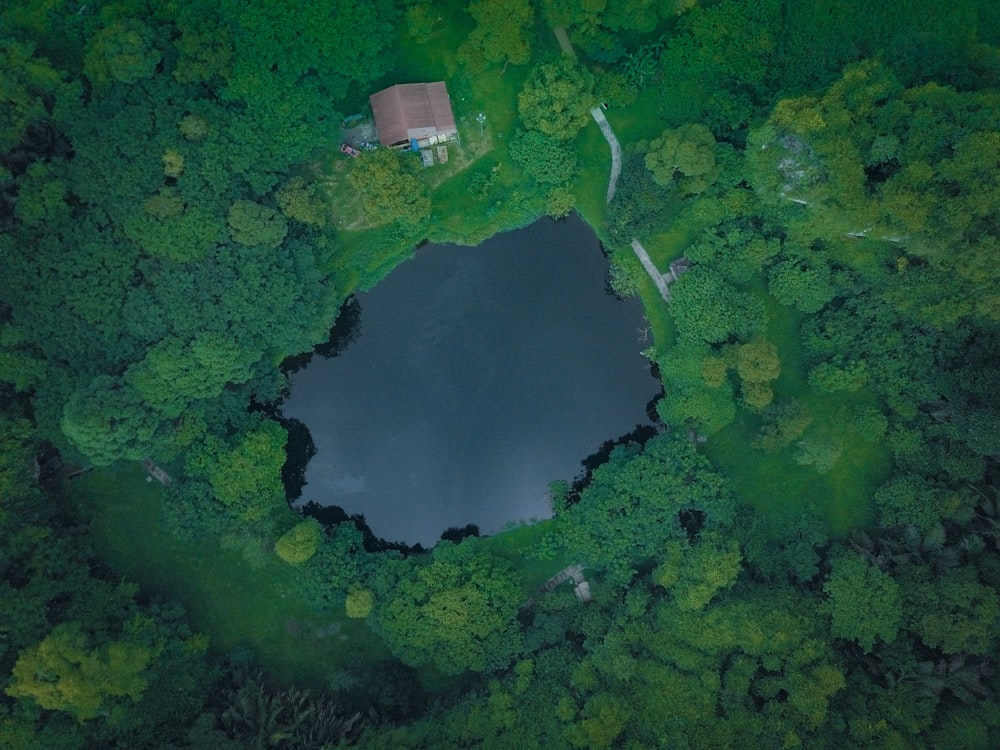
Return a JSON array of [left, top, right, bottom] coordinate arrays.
[[74, 465, 389, 689]]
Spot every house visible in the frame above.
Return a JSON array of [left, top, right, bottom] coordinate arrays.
[[369, 82, 458, 150]]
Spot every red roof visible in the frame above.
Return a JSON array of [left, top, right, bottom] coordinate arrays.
[[370, 82, 457, 148]]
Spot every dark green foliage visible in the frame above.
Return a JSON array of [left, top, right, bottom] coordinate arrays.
[[2, 2, 1000, 748], [559, 431, 736, 584], [220, 670, 365, 749], [605, 151, 675, 246]]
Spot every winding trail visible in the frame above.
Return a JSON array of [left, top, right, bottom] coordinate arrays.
[[631, 239, 671, 302], [553, 26, 662, 295], [553, 27, 577, 60], [590, 107, 622, 204]]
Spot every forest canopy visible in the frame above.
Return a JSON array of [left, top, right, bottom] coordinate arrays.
[[1, 0, 999, 748]]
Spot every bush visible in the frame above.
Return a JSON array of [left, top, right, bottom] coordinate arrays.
[[274, 519, 323, 565]]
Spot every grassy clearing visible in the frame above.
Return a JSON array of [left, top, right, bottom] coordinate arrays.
[[703, 292, 891, 536], [74, 464, 389, 688], [606, 86, 667, 145]]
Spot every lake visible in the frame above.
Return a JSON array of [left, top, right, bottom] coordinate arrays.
[[280, 215, 660, 546]]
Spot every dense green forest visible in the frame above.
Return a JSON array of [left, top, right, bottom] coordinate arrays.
[[2, 0, 999, 747]]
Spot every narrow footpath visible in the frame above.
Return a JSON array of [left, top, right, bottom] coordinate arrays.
[[631, 239, 671, 302], [553, 26, 663, 295]]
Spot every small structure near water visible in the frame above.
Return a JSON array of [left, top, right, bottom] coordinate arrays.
[[522, 564, 593, 613], [369, 82, 458, 150]]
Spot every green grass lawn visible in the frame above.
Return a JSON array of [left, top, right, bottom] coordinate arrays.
[[74, 464, 390, 689], [703, 292, 892, 536]]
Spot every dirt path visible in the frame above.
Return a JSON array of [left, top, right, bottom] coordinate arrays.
[[631, 238, 671, 302], [553, 27, 577, 59], [552, 27, 620, 203], [590, 107, 622, 204]]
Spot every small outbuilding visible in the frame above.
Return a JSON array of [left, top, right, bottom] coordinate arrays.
[[369, 82, 458, 150]]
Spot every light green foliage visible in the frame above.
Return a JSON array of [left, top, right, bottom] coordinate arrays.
[[349, 148, 431, 226], [345, 587, 375, 619], [376, 544, 524, 674], [654, 532, 742, 611], [645, 123, 718, 196], [404, 4, 441, 42], [517, 59, 596, 141], [656, 343, 737, 434], [808, 360, 868, 393], [228, 200, 289, 249], [824, 554, 902, 652], [545, 185, 576, 219], [460, 0, 534, 69], [607, 252, 644, 299], [274, 519, 323, 565], [275, 176, 329, 226], [752, 59, 1000, 322], [83, 18, 162, 85], [206, 421, 288, 521], [509, 129, 579, 185], [6, 622, 155, 722], [736, 338, 780, 383], [566, 692, 632, 749]]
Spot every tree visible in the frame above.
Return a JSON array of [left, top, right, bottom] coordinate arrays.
[[645, 123, 718, 196], [349, 148, 431, 226], [459, 0, 534, 70], [345, 586, 374, 619], [203, 420, 288, 522], [736, 338, 780, 384], [509, 129, 579, 185], [275, 176, 329, 227], [823, 553, 902, 652], [0, 38, 75, 156], [274, 518, 323, 565], [61, 376, 163, 466], [83, 18, 162, 86], [668, 267, 766, 344], [794, 429, 843, 474], [227, 199, 288, 249], [560, 432, 736, 582], [767, 259, 838, 313], [6, 622, 155, 722], [653, 532, 742, 611], [517, 59, 596, 141], [375, 544, 524, 674]]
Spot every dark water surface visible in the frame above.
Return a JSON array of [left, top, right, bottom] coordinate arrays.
[[281, 216, 659, 546]]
